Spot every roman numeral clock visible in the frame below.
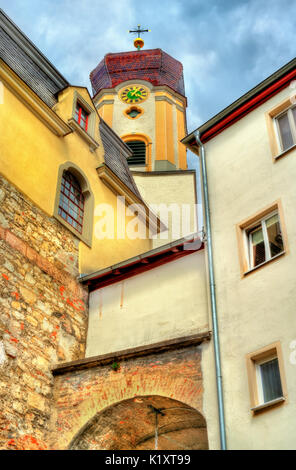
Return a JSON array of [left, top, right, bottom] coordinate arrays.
[[119, 85, 149, 104]]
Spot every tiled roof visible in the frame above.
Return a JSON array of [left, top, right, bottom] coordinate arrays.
[[0, 9, 69, 107], [99, 118, 143, 200], [90, 49, 185, 97]]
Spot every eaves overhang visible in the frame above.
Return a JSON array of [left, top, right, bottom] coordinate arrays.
[[0, 59, 72, 136], [79, 233, 203, 292], [182, 57, 296, 153]]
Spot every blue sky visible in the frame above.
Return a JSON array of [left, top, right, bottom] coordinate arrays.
[[1, 0, 295, 223]]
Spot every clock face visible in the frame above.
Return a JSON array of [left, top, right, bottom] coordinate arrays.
[[119, 85, 149, 104]]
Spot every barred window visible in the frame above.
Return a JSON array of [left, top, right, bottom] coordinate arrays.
[[126, 140, 146, 165], [58, 171, 84, 233]]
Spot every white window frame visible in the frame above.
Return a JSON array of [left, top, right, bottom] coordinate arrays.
[[274, 105, 296, 153], [244, 210, 283, 270], [255, 354, 280, 405]]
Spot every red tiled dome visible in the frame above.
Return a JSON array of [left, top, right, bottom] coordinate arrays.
[[90, 49, 185, 98]]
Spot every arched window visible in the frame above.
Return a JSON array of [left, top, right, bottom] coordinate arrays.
[[58, 171, 85, 233], [126, 140, 146, 166]]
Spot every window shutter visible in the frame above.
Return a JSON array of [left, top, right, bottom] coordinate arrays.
[[126, 141, 146, 165]]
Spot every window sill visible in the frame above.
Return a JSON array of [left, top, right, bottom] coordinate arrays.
[[274, 143, 296, 160], [251, 396, 285, 413], [54, 213, 92, 248], [68, 118, 99, 152], [243, 251, 285, 276]]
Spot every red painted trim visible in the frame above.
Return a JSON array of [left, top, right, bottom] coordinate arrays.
[[85, 114, 88, 132], [85, 238, 204, 293], [198, 68, 296, 144]]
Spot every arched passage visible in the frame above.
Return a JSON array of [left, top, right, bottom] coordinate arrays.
[[69, 395, 208, 450]]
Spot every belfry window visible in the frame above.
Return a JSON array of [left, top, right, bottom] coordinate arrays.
[[58, 171, 84, 233], [75, 103, 89, 131], [126, 140, 146, 165]]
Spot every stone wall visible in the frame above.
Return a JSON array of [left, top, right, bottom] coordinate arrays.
[[0, 174, 88, 450], [51, 346, 205, 450]]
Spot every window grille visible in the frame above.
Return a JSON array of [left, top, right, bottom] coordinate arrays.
[[58, 171, 84, 233]]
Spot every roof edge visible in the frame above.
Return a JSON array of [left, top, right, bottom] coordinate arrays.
[[80, 233, 204, 292], [183, 57, 296, 147], [0, 8, 69, 89]]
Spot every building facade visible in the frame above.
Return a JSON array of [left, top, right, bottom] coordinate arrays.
[[0, 7, 295, 450], [183, 58, 296, 449]]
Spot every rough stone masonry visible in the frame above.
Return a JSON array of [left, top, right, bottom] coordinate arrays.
[[0, 175, 88, 450]]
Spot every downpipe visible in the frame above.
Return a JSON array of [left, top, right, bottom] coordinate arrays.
[[194, 131, 227, 450]]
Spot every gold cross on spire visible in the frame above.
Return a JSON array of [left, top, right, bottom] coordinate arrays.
[[129, 25, 151, 50]]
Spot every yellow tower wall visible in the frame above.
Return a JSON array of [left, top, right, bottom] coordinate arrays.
[[94, 82, 188, 171]]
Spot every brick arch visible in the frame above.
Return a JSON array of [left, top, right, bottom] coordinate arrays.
[[68, 395, 208, 450], [51, 347, 203, 450]]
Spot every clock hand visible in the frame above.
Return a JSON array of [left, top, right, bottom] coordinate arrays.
[[131, 87, 140, 97]]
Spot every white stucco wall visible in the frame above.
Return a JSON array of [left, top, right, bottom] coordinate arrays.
[[202, 85, 296, 449], [86, 250, 209, 357], [133, 171, 198, 248]]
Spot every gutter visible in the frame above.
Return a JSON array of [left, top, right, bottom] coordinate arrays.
[[194, 131, 227, 450]]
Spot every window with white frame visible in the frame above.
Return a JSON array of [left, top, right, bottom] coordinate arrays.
[[245, 211, 284, 269], [275, 106, 296, 152], [255, 356, 283, 405]]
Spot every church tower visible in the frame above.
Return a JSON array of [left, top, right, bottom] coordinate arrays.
[[90, 34, 197, 246], [90, 47, 187, 172]]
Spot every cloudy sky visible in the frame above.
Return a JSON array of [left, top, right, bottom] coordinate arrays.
[[1, 0, 295, 212], [2, 0, 295, 131]]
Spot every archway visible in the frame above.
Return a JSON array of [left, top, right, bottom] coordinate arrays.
[[69, 395, 208, 450]]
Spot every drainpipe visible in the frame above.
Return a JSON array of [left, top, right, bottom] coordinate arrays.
[[194, 131, 227, 450]]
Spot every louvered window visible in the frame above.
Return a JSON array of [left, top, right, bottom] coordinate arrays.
[[126, 140, 146, 165]]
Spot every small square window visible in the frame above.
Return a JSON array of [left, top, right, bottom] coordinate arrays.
[[245, 211, 284, 270], [255, 357, 283, 405], [246, 342, 287, 414], [275, 106, 296, 152], [75, 103, 89, 132], [236, 202, 287, 276]]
